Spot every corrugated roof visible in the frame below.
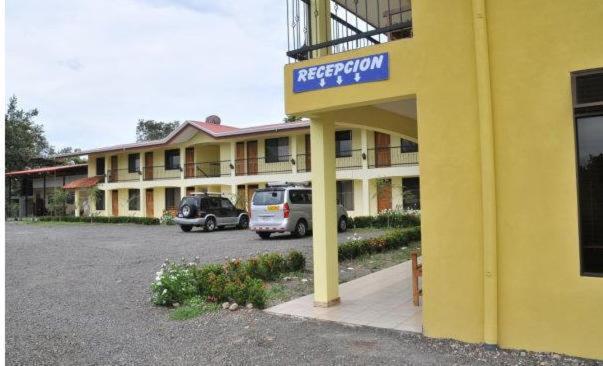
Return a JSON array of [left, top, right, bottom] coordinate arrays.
[[54, 120, 310, 157], [6, 164, 88, 177], [63, 175, 103, 189]]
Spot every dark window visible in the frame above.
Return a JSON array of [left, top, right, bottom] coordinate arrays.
[[165, 187, 181, 210], [573, 68, 603, 276], [220, 198, 235, 209], [128, 154, 140, 173], [336, 180, 354, 211], [207, 197, 221, 209], [66, 192, 75, 205], [95, 191, 105, 210], [305, 190, 312, 204], [336, 130, 352, 158], [252, 190, 285, 205], [401, 139, 419, 153], [403, 177, 420, 210], [289, 190, 306, 204], [265, 137, 289, 163], [128, 189, 140, 210], [96, 157, 105, 176], [165, 149, 180, 170]]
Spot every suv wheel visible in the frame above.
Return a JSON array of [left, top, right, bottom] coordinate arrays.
[[338, 217, 348, 233], [205, 217, 216, 232], [293, 220, 308, 238], [258, 232, 271, 240], [180, 225, 192, 232], [238, 215, 249, 229]]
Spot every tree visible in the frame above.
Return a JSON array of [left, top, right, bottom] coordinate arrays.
[[283, 115, 303, 123], [5, 96, 49, 171], [136, 119, 180, 142]]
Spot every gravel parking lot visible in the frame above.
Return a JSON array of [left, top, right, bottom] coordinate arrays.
[[6, 222, 599, 365]]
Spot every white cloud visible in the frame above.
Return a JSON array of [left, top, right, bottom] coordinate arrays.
[[6, 0, 288, 150]]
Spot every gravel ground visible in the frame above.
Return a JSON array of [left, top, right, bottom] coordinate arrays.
[[6, 222, 601, 365]]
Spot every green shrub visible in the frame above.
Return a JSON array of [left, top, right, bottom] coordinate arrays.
[[151, 262, 197, 306], [338, 226, 421, 261], [349, 211, 420, 229], [286, 250, 306, 272], [38, 215, 159, 225], [257, 253, 287, 281]]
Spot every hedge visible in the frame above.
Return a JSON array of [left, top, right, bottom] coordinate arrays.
[[338, 226, 421, 261], [38, 216, 160, 225], [348, 211, 420, 229]]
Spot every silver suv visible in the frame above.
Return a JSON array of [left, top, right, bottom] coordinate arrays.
[[249, 184, 348, 239]]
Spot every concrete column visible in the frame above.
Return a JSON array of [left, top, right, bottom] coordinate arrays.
[[230, 142, 236, 177], [105, 189, 111, 216], [310, 117, 339, 307], [180, 146, 186, 180], [361, 128, 368, 170], [290, 135, 298, 174], [311, 0, 331, 58], [362, 178, 370, 216], [140, 188, 146, 217], [74, 190, 81, 217]]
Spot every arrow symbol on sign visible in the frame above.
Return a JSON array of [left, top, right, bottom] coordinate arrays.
[[336, 75, 343, 85], [354, 73, 361, 82], [319, 78, 326, 87]]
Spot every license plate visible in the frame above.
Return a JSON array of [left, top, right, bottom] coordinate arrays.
[[267, 205, 279, 211]]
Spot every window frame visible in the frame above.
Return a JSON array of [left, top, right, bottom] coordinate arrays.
[[400, 138, 419, 153], [164, 149, 181, 170], [96, 157, 105, 176], [335, 130, 353, 158], [128, 189, 140, 211], [95, 191, 105, 211], [336, 180, 354, 211], [165, 187, 180, 210], [128, 153, 140, 173], [265, 137, 289, 163], [572, 68, 603, 277]]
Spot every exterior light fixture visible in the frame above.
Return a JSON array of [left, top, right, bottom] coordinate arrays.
[[290, 158, 296, 165], [362, 152, 367, 160]]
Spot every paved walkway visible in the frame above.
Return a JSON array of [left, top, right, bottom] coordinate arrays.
[[266, 260, 422, 332]]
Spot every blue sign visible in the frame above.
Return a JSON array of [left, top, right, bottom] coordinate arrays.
[[293, 52, 389, 93]]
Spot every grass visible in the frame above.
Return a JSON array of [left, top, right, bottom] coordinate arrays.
[[169, 297, 220, 321]]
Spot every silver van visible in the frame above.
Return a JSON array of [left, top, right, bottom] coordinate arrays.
[[249, 184, 348, 239]]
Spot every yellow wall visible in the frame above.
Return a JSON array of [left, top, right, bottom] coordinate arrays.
[[283, 0, 603, 359]]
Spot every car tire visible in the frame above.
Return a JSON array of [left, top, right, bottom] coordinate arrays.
[[258, 232, 271, 240], [293, 220, 308, 238], [180, 225, 192, 232], [205, 217, 216, 232], [238, 215, 249, 229], [338, 216, 348, 233]]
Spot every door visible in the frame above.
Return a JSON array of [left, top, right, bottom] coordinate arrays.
[[146, 189, 154, 217], [110, 155, 118, 182], [185, 147, 195, 178], [374, 132, 391, 167], [377, 179, 392, 212], [221, 197, 238, 225], [246, 141, 258, 175], [235, 142, 245, 175], [186, 186, 195, 196], [247, 184, 259, 212], [144, 152, 153, 180], [305, 134, 311, 172], [237, 185, 246, 210], [112, 190, 119, 216]]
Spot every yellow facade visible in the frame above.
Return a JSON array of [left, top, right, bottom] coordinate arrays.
[[283, 0, 603, 360]]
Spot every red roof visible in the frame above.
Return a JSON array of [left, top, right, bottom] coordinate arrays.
[[190, 121, 239, 133], [6, 164, 88, 177], [63, 175, 103, 189]]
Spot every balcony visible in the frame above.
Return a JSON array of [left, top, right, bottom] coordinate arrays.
[[234, 155, 294, 176], [297, 146, 418, 172], [107, 169, 141, 183], [184, 161, 231, 178], [286, 0, 412, 62], [142, 166, 181, 181]]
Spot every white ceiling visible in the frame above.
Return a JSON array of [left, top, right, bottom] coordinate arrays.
[[374, 98, 417, 120]]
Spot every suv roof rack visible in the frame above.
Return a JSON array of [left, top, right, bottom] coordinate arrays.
[[189, 191, 224, 197], [266, 181, 311, 187]]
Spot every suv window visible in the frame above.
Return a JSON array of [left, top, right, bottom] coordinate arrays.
[[180, 197, 198, 208], [206, 197, 221, 209], [289, 190, 306, 204], [253, 190, 284, 205], [304, 189, 312, 204], [220, 198, 234, 209]]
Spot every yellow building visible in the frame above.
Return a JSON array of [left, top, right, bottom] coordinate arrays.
[[283, 0, 603, 360], [62, 117, 420, 219]]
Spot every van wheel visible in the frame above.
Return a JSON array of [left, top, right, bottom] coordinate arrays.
[[238, 215, 249, 229], [258, 232, 271, 240], [205, 217, 216, 232], [293, 220, 308, 238], [180, 225, 192, 232], [338, 217, 348, 233]]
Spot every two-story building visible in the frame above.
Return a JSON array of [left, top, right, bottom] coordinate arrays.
[[58, 116, 420, 219], [282, 0, 602, 360]]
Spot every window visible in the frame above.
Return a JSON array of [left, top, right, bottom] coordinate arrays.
[[252, 190, 285, 205], [128, 189, 140, 210], [336, 180, 354, 211], [128, 154, 140, 173], [96, 157, 105, 176], [95, 192, 105, 210], [66, 192, 75, 205], [165, 149, 180, 170], [335, 130, 352, 158], [573, 68, 603, 276], [401, 139, 418, 153], [289, 190, 306, 204], [403, 177, 420, 210], [265, 137, 289, 163], [220, 198, 235, 209], [165, 187, 181, 210]]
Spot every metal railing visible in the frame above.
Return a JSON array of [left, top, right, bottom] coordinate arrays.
[[107, 169, 140, 183], [235, 155, 294, 176], [368, 147, 418, 168], [184, 161, 231, 179], [286, 0, 412, 62], [336, 149, 363, 170], [297, 153, 312, 172], [142, 165, 182, 181]]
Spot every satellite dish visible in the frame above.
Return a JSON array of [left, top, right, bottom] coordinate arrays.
[[205, 115, 221, 125]]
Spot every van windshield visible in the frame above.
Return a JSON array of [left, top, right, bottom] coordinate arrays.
[[253, 190, 284, 205]]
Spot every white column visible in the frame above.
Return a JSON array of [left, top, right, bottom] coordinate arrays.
[[74, 190, 81, 217], [361, 128, 368, 170], [230, 142, 236, 177], [180, 146, 186, 180], [290, 135, 298, 174], [140, 188, 146, 217], [362, 178, 370, 216], [105, 189, 111, 216]]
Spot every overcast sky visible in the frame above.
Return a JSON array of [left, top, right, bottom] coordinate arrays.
[[6, 0, 288, 150]]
